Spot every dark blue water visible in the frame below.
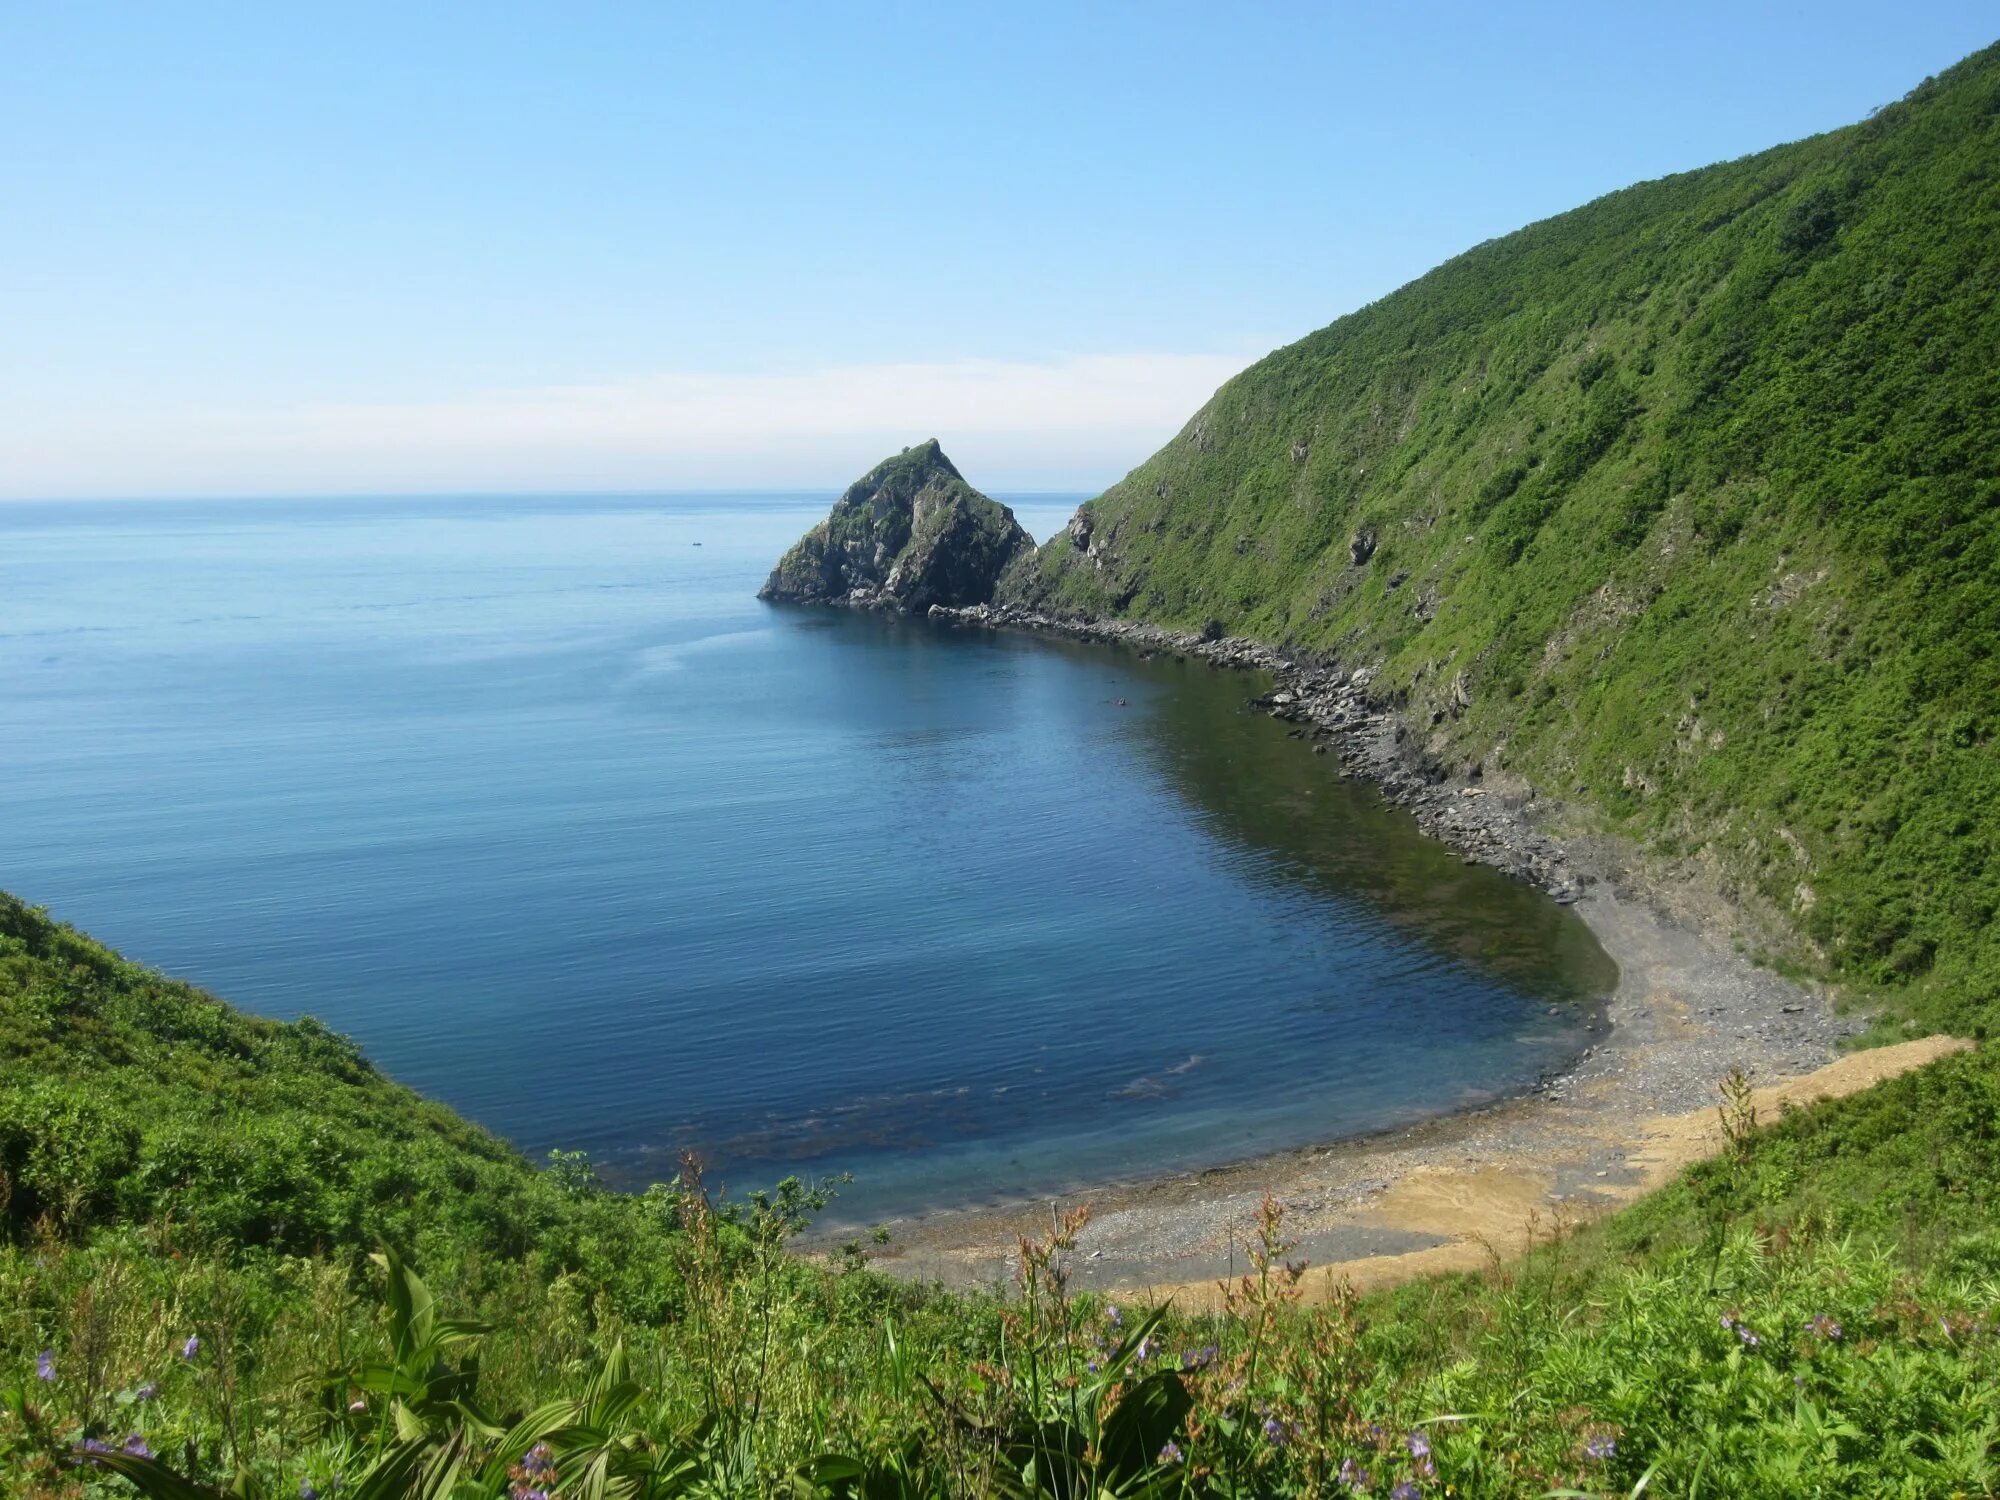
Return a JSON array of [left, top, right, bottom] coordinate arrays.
[[0, 495, 1612, 1224]]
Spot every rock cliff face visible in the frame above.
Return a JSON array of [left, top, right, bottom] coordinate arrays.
[[759, 440, 1033, 612]]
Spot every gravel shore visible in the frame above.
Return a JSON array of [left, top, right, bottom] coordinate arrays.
[[833, 604, 1884, 1297]]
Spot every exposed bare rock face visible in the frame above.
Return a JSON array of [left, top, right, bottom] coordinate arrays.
[[759, 440, 1033, 613]]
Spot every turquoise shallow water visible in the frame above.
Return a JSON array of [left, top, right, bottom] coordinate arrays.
[[0, 494, 1613, 1225]]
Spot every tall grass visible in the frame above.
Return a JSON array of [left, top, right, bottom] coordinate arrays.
[[9, 1151, 2000, 1498]]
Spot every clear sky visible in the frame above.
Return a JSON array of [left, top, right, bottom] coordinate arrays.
[[2, 2, 1993, 498]]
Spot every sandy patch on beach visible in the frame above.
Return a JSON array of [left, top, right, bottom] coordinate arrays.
[[1616, 1033, 1971, 1191], [1146, 1033, 1969, 1311]]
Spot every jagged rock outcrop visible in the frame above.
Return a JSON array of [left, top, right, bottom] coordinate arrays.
[[759, 440, 1033, 612]]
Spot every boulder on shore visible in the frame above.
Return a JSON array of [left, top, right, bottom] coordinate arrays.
[[758, 440, 1033, 613]]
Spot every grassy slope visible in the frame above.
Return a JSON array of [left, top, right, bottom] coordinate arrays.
[[0, 893, 688, 1319], [1007, 44, 2000, 1035]]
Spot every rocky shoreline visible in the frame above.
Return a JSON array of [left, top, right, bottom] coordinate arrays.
[[931, 602, 1582, 900]]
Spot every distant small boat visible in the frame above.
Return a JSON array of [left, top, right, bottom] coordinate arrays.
[[692, 541, 703, 546]]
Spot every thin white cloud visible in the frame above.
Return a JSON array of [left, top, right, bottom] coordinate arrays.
[[0, 352, 1252, 499]]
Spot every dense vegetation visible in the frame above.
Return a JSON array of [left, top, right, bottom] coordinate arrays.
[[1005, 43, 2000, 1038], [0, 894, 687, 1321], [11, 39, 2000, 1500]]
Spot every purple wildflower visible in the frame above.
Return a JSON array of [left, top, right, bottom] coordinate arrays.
[[508, 1442, 557, 1500], [181, 1335, 200, 1361], [1391, 1483, 1422, 1500], [1105, 1303, 1122, 1328], [1134, 1336, 1156, 1364], [1181, 1344, 1219, 1371], [1806, 1315, 1843, 1341], [300, 1486, 321, 1500], [79, 1438, 113, 1455], [36, 1349, 56, 1382], [122, 1434, 153, 1458], [1584, 1434, 1617, 1462], [1157, 1441, 1184, 1465], [135, 1381, 160, 1402], [1719, 1313, 1760, 1347], [1338, 1456, 1371, 1492], [1407, 1429, 1431, 1459], [1263, 1415, 1291, 1448]]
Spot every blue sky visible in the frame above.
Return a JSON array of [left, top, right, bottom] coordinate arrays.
[[2, 2, 1993, 497]]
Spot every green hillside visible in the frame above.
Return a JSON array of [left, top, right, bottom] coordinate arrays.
[[0, 893, 689, 1319], [1006, 44, 2000, 1034]]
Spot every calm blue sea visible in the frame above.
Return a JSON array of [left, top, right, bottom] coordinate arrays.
[[0, 495, 1612, 1224]]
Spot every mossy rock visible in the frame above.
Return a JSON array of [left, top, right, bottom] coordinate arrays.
[[761, 439, 1033, 612]]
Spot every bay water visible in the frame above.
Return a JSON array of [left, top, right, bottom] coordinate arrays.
[[0, 495, 1612, 1225]]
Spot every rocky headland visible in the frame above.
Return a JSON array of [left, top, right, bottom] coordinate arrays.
[[759, 440, 1033, 612]]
